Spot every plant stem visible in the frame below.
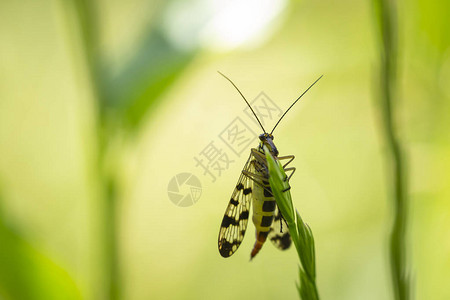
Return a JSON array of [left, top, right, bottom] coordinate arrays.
[[104, 176, 120, 300], [373, 0, 410, 299], [69, 1, 121, 299]]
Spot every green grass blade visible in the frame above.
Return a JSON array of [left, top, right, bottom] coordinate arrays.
[[264, 146, 320, 300]]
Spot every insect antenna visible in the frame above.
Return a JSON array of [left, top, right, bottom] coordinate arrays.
[[270, 75, 323, 135], [218, 71, 267, 134]]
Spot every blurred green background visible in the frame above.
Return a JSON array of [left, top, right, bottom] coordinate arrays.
[[0, 0, 449, 299]]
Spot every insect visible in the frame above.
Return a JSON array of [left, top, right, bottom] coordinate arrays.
[[217, 72, 322, 259]]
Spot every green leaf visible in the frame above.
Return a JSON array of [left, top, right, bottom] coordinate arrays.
[[263, 146, 320, 300], [263, 146, 295, 224], [0, 216, 81, 300]]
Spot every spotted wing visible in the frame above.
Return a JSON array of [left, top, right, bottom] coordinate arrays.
[[268, 205, 292, 250], [218, 154, 254, 258]]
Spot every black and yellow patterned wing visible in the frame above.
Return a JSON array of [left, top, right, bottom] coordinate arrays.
[[218, 153, 254, 258], [268, 205, 292, 251]]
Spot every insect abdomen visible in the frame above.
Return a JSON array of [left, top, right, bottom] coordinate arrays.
[[250, 179, 276, 259]]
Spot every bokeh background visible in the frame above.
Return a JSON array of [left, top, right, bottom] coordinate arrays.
[[1, 0, 449, 299]]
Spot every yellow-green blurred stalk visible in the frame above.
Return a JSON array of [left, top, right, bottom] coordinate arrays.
[[65, 1, 194, 299], [373, 0, 411, 299], [69, 1, 122, 299]]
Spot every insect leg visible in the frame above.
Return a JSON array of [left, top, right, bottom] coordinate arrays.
[[242, 170, 266, 187], [278, 155, 295, 169], [247, 150, 273, 196], [284, 167, 296, 182], [242, 170, 272, 198], [250, 149, 268, 165]]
